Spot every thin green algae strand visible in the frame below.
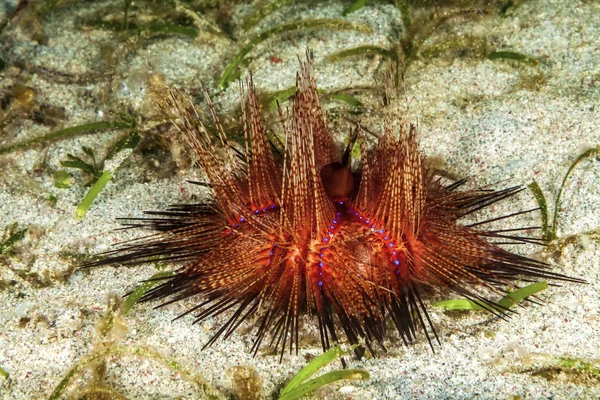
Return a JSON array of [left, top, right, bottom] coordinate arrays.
[[0, 120, 135, 155]]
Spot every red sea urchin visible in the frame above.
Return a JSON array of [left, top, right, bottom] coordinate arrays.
[[88, 51, 579, 359]]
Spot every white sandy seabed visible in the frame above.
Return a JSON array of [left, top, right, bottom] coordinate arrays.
[[0, 0, 599, 399]]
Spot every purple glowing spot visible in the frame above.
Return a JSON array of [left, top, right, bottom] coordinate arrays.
[[359, 217, 363, 220], [318, 281, 323, 287], [388, 243, 394, 247], [269, 251, 274, 256], [332, 220, 337, 224], [239, 217, 245, 222], [394, 260, 400, 265], [392, 251, 397, 255], [339, 201, 344, 205], [377, 229, 384, 234], [354, 212, 359, 216], [254, 210, 259, 214], [319, 262, 323, 267], [271, 205, 276, 209], [234, 224, 239, 228], [366, 219, 370, 224], [384, 236, 388, 240], [263, 207, 267, 212], [319, 253, 324, 258], [323, 237, 329, 242]]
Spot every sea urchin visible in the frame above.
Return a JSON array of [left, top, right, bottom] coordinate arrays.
[[89, 51, 578, 359]]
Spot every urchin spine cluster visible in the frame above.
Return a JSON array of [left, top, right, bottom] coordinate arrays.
[[89, 51, 577, 358]]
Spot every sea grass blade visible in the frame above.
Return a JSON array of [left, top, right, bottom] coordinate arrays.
[[528, 180, 549, 240], [76, 171, 112, 220], [123, 271, 177, 314], [394, 0, 411, 30], [243, 0, 294, 31], [432, 281, 548, 311], [328, 45, 395, 62], [279, 370, 370, 400], [551, 147, 599, 240], [218, 19, 372, 89], [75, 132, 141, 220], [266, 86, 297, 110], [0, 223, 27, 256], [266, 88, 363, 110], [487, 50, 539, 67], [497, 281, 548, 309], [280, 344, 358, 396], [342, 0, 369, 16], [326, 93, 363, 107], [0, 120, 135, 155], [48, 346, 225, 400]]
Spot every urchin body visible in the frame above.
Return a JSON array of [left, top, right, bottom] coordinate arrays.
[[91, 53, 574, 358]]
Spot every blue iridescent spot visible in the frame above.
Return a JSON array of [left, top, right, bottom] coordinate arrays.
[[323, 237, 329, 242], [394, 260, 400, 265], [330, 226, 335, 230], [319, 262, 323, 267], [354, 212, 359, 216], [395, 269, 400, 275], [234, 224, 239, 228], [269, 251, 274, 256], [371, 225, 376, 229], [339, 201, 344, 205], [319, 271, 323, 276], [254, 210, 259, 214], [389, 243, 394, 247], [392, 251, 397, 255], [263, 207, 267, 212], [239, 217, 245, 222], [271, 205, 276, 209], [318, 281, 323, 287], [377, 229, 384, 234], [366, 219, 370, 224], [332, 220, 337, 224]]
